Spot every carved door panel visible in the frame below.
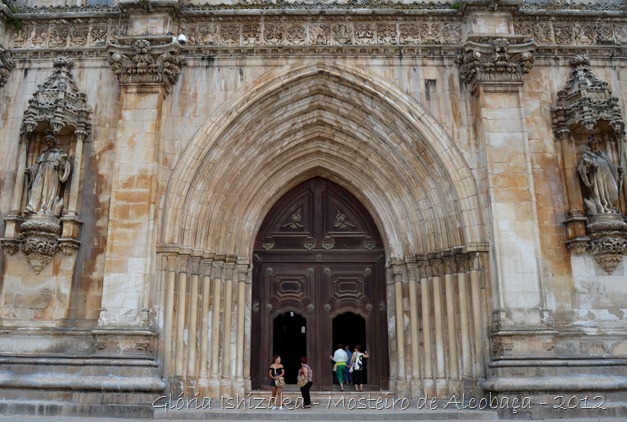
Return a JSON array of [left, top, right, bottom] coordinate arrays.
[[252, 177, 388, 390]]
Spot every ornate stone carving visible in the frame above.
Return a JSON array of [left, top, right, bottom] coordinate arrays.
[[19, 216, 61, 273], [107, 38, 183, 94], [24, 132, 71, 217], [577, 136, 622, 215], [587, 215, 627, 274], [552, 55, 627, 273], [0, 46, 15, 88], [552, 55, 624, 134], [0, 238, 20, 255], [2, 56, 90, 272], [456, 36, 536, 91], [20, 57, 91, 136]]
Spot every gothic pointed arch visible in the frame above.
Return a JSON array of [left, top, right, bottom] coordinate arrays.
[[161, 61, 486, 260]]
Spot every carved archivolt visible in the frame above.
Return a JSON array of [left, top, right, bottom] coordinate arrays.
[[1, 57, 91, 273], [552, 55, 627, 274]]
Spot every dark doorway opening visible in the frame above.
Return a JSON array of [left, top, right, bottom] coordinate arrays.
[[332, 312, 367, 384], [273, 312, 307, 384]]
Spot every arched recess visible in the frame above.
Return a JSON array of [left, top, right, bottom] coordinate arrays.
[[157, 62, 489, 399], [161, 61, 485, 257]]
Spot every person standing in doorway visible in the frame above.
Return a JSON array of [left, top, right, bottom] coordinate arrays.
[[298, 356, 313, 408], [269, 355, 285, 409], [349, 345, 369, 391], [330, 343, 348, 391], [343, 345, 353, 385]]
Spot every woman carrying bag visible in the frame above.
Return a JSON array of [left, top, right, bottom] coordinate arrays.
[[349, 345, 369, 392], [297, 356, 313, 408]]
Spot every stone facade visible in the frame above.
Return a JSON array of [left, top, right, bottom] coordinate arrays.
[[0, 0, 626, 418]]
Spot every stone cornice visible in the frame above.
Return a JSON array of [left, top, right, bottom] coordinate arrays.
[[107, 36, 183, 95], [455, 35, 536, 92]]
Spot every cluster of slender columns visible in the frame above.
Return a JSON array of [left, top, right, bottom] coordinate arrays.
[[160, 251, 251, 397], [389, 251, 490, 399]]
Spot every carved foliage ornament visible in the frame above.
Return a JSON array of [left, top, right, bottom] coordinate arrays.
[[108, 39, 183, 94], [455, 36, 535, 91], [0, 46, 15, 88]]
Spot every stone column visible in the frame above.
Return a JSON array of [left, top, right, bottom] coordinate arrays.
[[430, 258, 447, 396], [209, 259, 224, 397], [406, 258, 421, 396], [100, 37, 182, 327], [198, 255, 214, 395], [187, 256, 201, 390], [392, 261, 408, 396], [234, 260, 249, 395], [456, 21, 547, 329], [162, 253, 178, 377], [220, 261, 235, 396], [443, 256, 459, 388], [419, 260, 434, 396], [555, 129, 588, 252]]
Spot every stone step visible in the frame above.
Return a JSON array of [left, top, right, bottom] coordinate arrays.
[[153, 405, 498, 421]]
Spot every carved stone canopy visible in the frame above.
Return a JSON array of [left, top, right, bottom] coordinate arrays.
[[552, 55, 625, 137], [0, 45, 15, 88], [455, 35, 536, 92], [552, 55, 627, 274], [107, 36, 183, 95], [20, 57, 92, 137]]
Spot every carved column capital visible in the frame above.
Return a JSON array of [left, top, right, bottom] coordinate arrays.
[[107, 37, 183, 96], [456, 35, 536, 92], [0, 45, 15, 88]]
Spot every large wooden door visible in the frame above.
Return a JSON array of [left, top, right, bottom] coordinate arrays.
[[251, 178, 389, 390]]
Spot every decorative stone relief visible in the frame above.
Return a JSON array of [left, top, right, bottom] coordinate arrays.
[[552, 55, 627, 273], [1, 57, 91, 273], [0, 45, 15, 88], [456, 35, 536, 92], [107, 37, 183, 94]]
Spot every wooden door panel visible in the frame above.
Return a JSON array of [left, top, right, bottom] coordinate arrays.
[[252, 178, 388, 391]]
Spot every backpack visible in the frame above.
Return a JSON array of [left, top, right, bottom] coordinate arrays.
[[353, 353, 363, 370]]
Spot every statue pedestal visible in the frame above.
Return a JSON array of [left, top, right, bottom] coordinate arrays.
[[587, 213, 627, 274], [19, 215, 61, 274]]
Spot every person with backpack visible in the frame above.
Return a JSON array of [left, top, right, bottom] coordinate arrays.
[[349, 345, 369, 391]]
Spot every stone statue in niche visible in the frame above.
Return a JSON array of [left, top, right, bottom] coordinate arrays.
[[577, 136, 623, 215], [24, 132, 71, 217]]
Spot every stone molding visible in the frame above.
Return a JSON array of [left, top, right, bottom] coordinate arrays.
[[5, 11, 623, 55], [107, 37, 182, 94], [455, 35, 536, 91]]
